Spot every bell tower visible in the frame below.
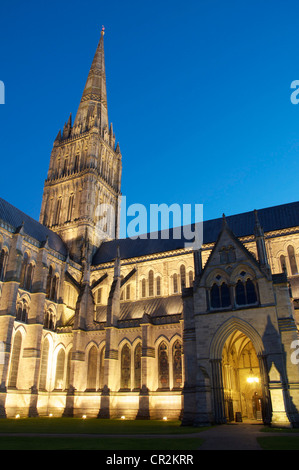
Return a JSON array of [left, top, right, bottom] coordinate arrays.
[[40, 28, 122, 262]]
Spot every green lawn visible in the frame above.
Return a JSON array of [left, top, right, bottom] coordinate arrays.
[[4, 418, 299, 450], [0, 418, 205, 450], [260, 426, 299, 433], [0, 436, 203, 450], [257, 436, 299, 450], [0, 417, 203, 435]]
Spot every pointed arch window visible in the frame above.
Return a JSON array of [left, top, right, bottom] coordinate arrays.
[[141, 278, 146, 298], [67, 194, 74, 222], [221, 283, 231, 307], [156, 276, 161, 296], [44, 308, 56, 331], [74, 154, 80, 172], [46, 266, 53, 298], [288, 245, 298, 275], [173, 274, 178, 294], [16, 304, 23, 322], [245, 279, 257, 304], [210, 282, 231, 309], [173, 341, 182, 389], [236, 280, 246, 305], [148, 270, 154, 296], [16, 300, 28, 323], [86, 346, 97, 390], [25, 263, 35, 292], [65, 348, 72, 391], [0, 248, 9, 282], [99, 347, 105, 390], [8, 331, 22, 388], [158, 342, 169, 389], [19, 253, 29, 289], [235, 279, 257, 306], [46, 267, 59, 303], [39, 337, 50, 390], [51, 275, 59, 302], [55, 349, 65, 390], [53, 197, 62, 225], [22, 303, 28, 323], [134, 343, 142, 390], [121, 344, 131, 390], [280, 255, 287, 274], [180, 265, 186, 289], [46, 266, 54, 299], [20, 253, 35, 292], [211, 283, 221, 309], [107, 165, 112, 184], [63, 157, 69, 176]]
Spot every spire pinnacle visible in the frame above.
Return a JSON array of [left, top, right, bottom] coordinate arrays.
[[222, 213, 228, 228], [114, 244, 121, 279], [74, 29, 108, 133], [253, 209, 271, 275], [254, 209, 264, 237]]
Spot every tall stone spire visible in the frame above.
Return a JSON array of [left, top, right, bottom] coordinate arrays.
[[74, 26, 108, 134], [40, 27, 122, 263]]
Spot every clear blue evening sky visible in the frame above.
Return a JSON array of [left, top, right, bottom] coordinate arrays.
[[0, 0, 298, 237]]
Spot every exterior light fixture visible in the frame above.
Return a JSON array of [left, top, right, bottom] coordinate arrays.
[[163, 417, 168, 421], [246, 353, 259, 384], [247, 376, 259, 383], [82, 415, 87, 419], [121, 416, 126, 420], [15, 414, 20, 419]]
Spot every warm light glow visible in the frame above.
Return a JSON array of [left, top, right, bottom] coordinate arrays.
[[49, 413, 53, 417], [163, 417, 168, 421], [121, 416, 126, 420], [247, 377, 259, 383], [82, 415, 87, 419], [15, 414, 20, 419]]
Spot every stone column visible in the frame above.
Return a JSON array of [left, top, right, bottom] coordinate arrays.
[[258, 354, 272, 425], [98, 326, 119, 419], [211, 358, 226, 424], [136, 316, 154, 419], [193, 366, 213, 426], [181, 294, 197, 426]]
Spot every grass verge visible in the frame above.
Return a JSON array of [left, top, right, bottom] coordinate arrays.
[[0, 435, 203, 450], [257, 436, 299, 450], [0, 418, 205, 435]]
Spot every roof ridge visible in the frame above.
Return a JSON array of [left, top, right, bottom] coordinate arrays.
[[92, 201, 299, 265]]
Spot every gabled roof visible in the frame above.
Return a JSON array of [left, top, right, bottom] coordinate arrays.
[[92, 201, 299, 265], [0, 197, 68, 257], [196, 215, 267, 283]]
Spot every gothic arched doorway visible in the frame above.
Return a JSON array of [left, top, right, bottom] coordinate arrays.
[[222, 331, 263, 422]]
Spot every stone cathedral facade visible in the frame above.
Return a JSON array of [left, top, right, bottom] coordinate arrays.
[[0, 30, 299, 426]]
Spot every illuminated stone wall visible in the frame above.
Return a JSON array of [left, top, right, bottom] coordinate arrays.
[[0, 215, 298, 420]]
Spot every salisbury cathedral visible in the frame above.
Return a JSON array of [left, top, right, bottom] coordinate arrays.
[[0, 30, 299, 427]]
